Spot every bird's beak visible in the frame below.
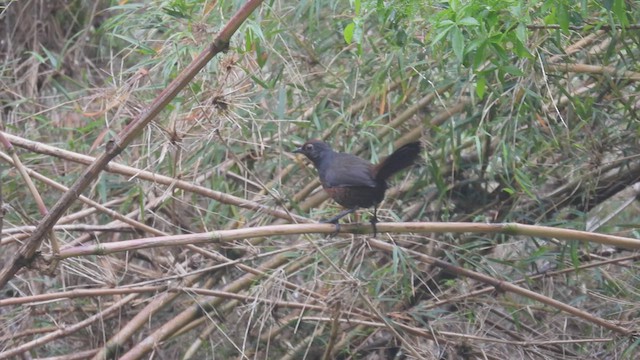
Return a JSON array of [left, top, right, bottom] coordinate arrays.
[[292, 146, 303, 154]]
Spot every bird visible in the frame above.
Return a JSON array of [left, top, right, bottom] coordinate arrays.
[[293, 139, 421, 236]]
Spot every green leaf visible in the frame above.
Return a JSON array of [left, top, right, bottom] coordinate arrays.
[[472, 42, 486, 69], [438, 19, 455, 27], [451, 26, 464, 61], [449, 0, 459, 12], [250, 74, 272, 89], [353, 18, 364, 46], [474, 135, 484, 168], [255, 41, 267, 68], [26, 51, 46, 64], [109, 33, 156, 55], [613, 0, 629, 27], [570, 241, 580, 269], [40, 46, 60, 70], [511, 33, 533, 59], [558, 3, 570, 33], [514, 168, 535, 199], [516, 23, 527, 43], [392, 246, 400, 275], [476, 75, 486, 99], [458, 17, 479, 26], [502, 65, 524, 76], [344, 22, 355, 44], [244, 29, 253, 52], [432, 24, 453, 44]]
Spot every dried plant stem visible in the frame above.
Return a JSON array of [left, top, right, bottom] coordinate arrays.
[[367, 238, 632, 336], [0, 293, 139, 360], [58, 222, 640, 260], [0, 150, 165, 240], [0, 0, 268, 290], [92, 273, 205, 360], [0, 130, 61, 261], [421, 253, 640, 313], [1, 132, 308, 223], [546, 63, 640, 80], [113, 254, 290, 360], [0, 286, 165, 307]]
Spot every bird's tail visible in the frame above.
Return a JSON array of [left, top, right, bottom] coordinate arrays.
[[373, 142, 421, 182]]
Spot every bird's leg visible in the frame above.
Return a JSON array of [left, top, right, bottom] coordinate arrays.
[[322, 208, 356, 235], [370, 206, 378, 237], [324, 208, 357, 223]]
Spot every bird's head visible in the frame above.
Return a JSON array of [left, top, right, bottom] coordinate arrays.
[[293, 139, 333, 164]]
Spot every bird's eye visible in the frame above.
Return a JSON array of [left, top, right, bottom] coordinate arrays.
[[304, 143, 314, 151]]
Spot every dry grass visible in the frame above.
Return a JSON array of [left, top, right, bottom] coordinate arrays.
[[1, 1, 640, 359]]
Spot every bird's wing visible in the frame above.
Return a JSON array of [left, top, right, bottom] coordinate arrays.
[[321, 153, 377, 188]]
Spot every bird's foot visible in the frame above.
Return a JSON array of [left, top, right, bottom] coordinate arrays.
[[369, 215, 378, 237], [321, 218, 341, 237], [321, 208, 357, 237]]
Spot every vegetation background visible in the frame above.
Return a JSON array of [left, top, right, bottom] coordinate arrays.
[[1, 0, 640, 359]]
